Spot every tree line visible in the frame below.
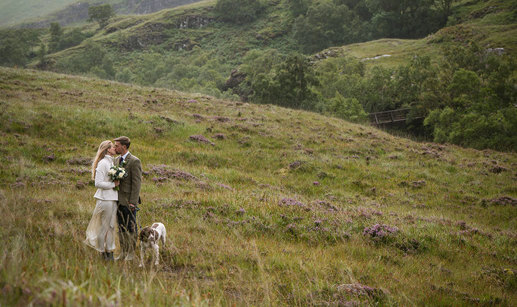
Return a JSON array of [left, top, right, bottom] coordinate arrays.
[[215, 0, 457, 53]]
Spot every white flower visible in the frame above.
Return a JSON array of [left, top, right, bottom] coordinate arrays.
[[118, 172, 124, 179]]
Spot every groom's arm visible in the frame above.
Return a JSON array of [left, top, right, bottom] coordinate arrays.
[[129, 158, 142, 206]]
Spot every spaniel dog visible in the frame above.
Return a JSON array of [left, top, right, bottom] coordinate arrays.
[[139, 222, 166, 267]]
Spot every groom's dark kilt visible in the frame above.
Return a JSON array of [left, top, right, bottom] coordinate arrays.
[[117, 205, 137, 253]]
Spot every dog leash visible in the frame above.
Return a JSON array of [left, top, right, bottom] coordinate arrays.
[[133, 205, 142, 233]]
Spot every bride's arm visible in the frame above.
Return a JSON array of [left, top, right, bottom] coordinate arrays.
[[95, 160, 116, 190]]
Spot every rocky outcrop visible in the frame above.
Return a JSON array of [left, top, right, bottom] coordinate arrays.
[[177, 16, 214, 29], [222, 69, 251, 101], [171, 38, 199, 51], [223, 69, 246, 91]]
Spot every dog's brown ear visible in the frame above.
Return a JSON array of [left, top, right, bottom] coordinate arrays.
[[139, 227, 150, 241]]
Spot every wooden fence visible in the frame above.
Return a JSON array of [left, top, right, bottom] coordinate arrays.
[[369, 108, 424, 125]]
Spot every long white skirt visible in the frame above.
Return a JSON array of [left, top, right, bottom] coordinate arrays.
[[84, 199, 117, 252]]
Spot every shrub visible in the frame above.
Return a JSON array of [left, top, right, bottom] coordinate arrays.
[[215, 0, 264, 24]]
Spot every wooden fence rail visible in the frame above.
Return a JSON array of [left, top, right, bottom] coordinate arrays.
[[369, 108, 424, 125]]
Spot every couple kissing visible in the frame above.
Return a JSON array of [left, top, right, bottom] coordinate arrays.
[[84, 136, 142, 261]]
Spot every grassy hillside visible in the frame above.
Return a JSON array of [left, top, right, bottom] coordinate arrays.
[[1, 66, 516, 306], [42, 0, 516, 69], [0, 0, 77, 27], [15, 0, 204, 28], [318, 0, 517, 68], [30, 0, 515, 110]]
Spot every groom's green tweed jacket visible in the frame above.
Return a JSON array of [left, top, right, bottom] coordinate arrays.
[[116, 153, 142, 208]]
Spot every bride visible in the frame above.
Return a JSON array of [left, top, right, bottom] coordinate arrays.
[[84, 140, 120, 260]]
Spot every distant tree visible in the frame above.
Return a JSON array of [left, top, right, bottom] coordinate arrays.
[[115, 67, 134, 83], [0, 29, 41, 67], [326, 92, 367, 122], [0, 38, 26, 67], [88, 4, 115, 28], [59, 28, 90, 50], [251, 53, 318, 109], [37, 43, 46, 66], [434, 0, 457, 24], [287, 0, 309, 17], [422, 43, 517, 150], [215, 0, 264, 24], [366, 0, 442, 38], [56, 41, 110, 77], [293, 0, 359, 53], [49, 22, 63, 52]]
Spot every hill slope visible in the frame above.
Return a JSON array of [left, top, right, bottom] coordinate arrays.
[[316, 0, 516, 68], [16, 0, 204, 28], [37, 0, 515, 109], [0, 0, 204, 28], [43, 0, 516, 68], [0, 0, 77, 27], [1, 67, 516, 306]]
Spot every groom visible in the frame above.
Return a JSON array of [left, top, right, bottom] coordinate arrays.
[[114, 136, 142, 261]]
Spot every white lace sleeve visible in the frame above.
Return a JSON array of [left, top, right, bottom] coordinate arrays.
[[95, 160, 116, 190]]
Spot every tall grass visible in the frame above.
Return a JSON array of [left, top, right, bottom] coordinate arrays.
[[1, 67, 516, 306]]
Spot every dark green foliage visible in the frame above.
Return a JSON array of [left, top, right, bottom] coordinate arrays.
[[88, 4, 115, 28], [60, 29, 91, 50], [311, 56, 368, 121], [325, 92, 367, 123], [287, 0, 309, 17], [366, 0, 442, 38], [49, 23, 63, 53], [55, 41, 115, 79], [321, 42, 517, 151], [125, 50, 235, 99], [247, 53, 318, 109], [292, 0, 452, 53], [423, 44, 517, 150], [49, 23, 90, 53], [37, 43, 46, 66], [215, 0, 264, 24], [306, 42, 516, 150], [293, 0, 363, 53], [0, 29, 41, 67]]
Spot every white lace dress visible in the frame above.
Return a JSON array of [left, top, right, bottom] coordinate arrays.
[[84, 155, 118, 252]]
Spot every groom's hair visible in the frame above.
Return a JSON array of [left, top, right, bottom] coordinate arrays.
[[114, 136, 131, 149]]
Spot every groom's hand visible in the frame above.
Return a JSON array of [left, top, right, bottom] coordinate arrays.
[[129, 203, 136, 212]]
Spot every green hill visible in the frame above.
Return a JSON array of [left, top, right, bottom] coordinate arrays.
[[326, 0, 517, 68], [0, 0, 77, 27], [41, 0, 516, 69], [1, 0, 204, 28], [1, 66, 516, 306], [1, 0, 516, 151]]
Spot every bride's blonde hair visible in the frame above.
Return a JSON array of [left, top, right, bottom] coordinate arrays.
[[92, 140, 113, 180]]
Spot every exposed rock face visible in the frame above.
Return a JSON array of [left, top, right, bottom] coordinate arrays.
[[173, 38, 199, 51], [178, 16, 214, 29], [222, 69, 251, 101], [223, 69, 246, 90]]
